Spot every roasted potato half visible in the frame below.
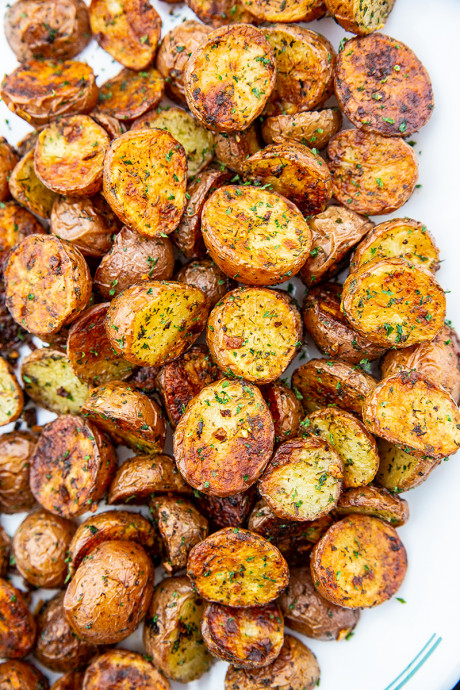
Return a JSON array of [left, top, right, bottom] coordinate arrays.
[[187, 527, 289, 607], [0, 578, 36, 658], [184, 25, 276, 133], [0, 356, 23, 426], [261, 380, 302, 445], [108, 454, 192, 505], [9, 150, 58, 218], [98, 68, 164, 122], [0, 431, 36, 513], [176, 259, 234, 309], [201, 185, 312, 285], [197, 489, 256, 530], [324, 0, 395, 35], [311, 514, 407, 608], [185, 0, 255, 26], [30, 414, 116, 518], [0, 202, 43, 255], [0, 138, 18, 202], [375, 440, 440, 493], [174, 378, 274, 496], [50, 670, 84, 690], [0, 660, 48, 690], [214, 127, 261, 175], [82, 649, 170, 690], [243, 0, 326, 22], [0, 279, 32, 355], [336, 485, 409, 527], [262, 109, 342, 149]]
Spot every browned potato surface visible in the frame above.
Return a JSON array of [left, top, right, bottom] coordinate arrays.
[[214, 127, 261, 175], [0, 578, 36, 658], [184, 25, 276, 133], [261, 380, 302, 445], [0, 138, 18, 202], [244, 0, 325, 22], [15, 130, 39, 157], [0, 202, 43, 255], [197, 489, 256, 530], [328, 129, 418, 215], [50, 671, 84, 690], [98, 68, 164, 122], [324, 0, 395, 35], [51, 195, 119, 258], [311, 514, 407, 608], [0, 527, 10, 578], [89, 0, 161, 71], [0, 278, 32, 355], [376, 440, 440, 492], [0, 660, 48, 690], [0, 431, 36, 513], [108, 454, 192, 505], [0, 356, 23, 426], [82, 649, 170, 690], [91, 110, 126, 139], [336, 485, 409, 527], [176, 259, 233, 309], [30, 415, 116, 518], [187, 527, 289, 607], [9, 150, 58, 218], [186, 0, 255, 26], [262, 109, 342, 149]]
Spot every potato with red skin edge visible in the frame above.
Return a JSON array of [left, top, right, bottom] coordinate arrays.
[[89, 0, 161, 71], [197, 488, 256, 530], [174, 378, 274, 497], [0, 660, 49, 690], [64, 540, 155, 645], [244, 0, 325, 22], [90, 110, 125, 139], [9, 150, 58, 219], [187, 527, 289, 607], [201, 186, 312, 286], [0, 59, 98, 127], [35, 593, 97, 673], [97, 68, 164, 122], [262, 109, 342, 149], [0, 138, 18, 202], [375, 440, 440, 493], [103, 129, 187, 238], [185, 0, 255, 27], [324, 0, 395, 35], [184, 25, 276, 133], [4, 0, 91, 61], [0, 431, 37, 513], [260, 381, 302, 445], [30, 415, 117, 518], [0, 202, 43, 255], [51, 671, 85, 690], [12, 509, 76, 588], [0, 578, 36, 658], [105, 282, 209, 367], [280, 566, 360, 641], [0, 527, 10, 577], [82, 649, 170, 690], [50, 196, 119, 259], [336, 486, 410, 527], [225, 633, 320, 690], [214, 127, 261, 175], [311, 514, 407, 608], [82, 381, 166, 453], [0, 356, 23, 426], [176, 260, 234, 309], [108, 454, 192, 505]]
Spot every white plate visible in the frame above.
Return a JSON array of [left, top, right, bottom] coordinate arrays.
[[0, 1, 459, 689]]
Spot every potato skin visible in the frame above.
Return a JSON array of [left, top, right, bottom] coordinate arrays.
[[336, 486, 409, 527], [98, 68, 164, 122], [0, 660, 49, 690], [214, 127, 261, 175], [63, 540, 155, 645], [0, 138, 19, 202], [50, 671, 84, 690], [324, 0, 395, 35], [197, 489, 256, 530], [51, 195, 119, 258], [176, 259, 234, 309], [9, 150, 58, 219], [0, 356, 23, 426], [260, 381, 302, 445], [0, 202, 44, 255], [262, 109, 342, 149], [0, 431, 36, 513], [108, 454, 192, 505], [0, 578, 36, 659], [0, 527, 10, 578], [82, 649, 170, 690], [375, 440, 440, 493]]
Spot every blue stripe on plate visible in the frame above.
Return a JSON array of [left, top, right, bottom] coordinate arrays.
[[383, 634, 442, 690]]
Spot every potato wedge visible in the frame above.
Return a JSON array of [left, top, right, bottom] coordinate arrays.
[[82, 649, 170, 690], [1, 59, 98, 127], [0, 660, 48, 690], [375, 439, 440, 492], [262, 109, 342, 149], [202, 601, 284, 668], [143, 575, 212, 682], [341, 258, 446, 348], [89, 0, 161, 71], [0, 431, 36, 513], [108, 454, 192, 505], [292, 358, 377, 416], [9, 150, 58, 218], [103, 129, 187, 238], [311, 514, 407, 608], [261, 380, 302, 445], [184, 25, 276, 133], [0, 138, 18, 202], [187, 527, 289, 607], [30, 414, 116, 518], [0, 578, 36, 658], [243, 143, 332, 216], [244, 0, 326, 22], [201, 185, 312, 285], [328, 129, 418, 215], [214, 126, 261, 175], [174, 378, 274, 496], [176, 259, 234, 309], [98, 68, 164, 122], [308, 407, 380, 488], [185, 0, 255, 27], [105, 281, 209, 367], [324, 0, 395, 35], [336, 485, 409, 527], [197, 489, 256, 530], [362, 371, 460, 459], [0, 356, 23, 426], [0, 202, 43, 255], [50, 195, 119, 258], [280, 566, 359, 641], [82, 381, 166, 453]]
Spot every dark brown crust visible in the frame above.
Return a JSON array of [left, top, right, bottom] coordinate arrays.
[[0, 431, 37, 513], [197, 488, 256, 530], [260, 381, 302, 445], [0, 138, 19, 202], [97, 68, 164, 121], [108, 454, 192, 505], [0, 527, 10, 578], [0, 660, 49, 690], [0, 578, 36, 659], [82, 649, 170, 690], [336, 485, 410, 527], [176, 259, 234, 309]]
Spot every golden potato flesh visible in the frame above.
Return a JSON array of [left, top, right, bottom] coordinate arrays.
[[0, 431, 36, 514], [0, 202, 43, 255], [0, 578, 36, 659], [0, 138, 19, 202], [50, 195, 119, 258], [262, 109, 342, 149], [108, 454, 192, 505], [336, 485, 409, 527], [324, 0, 395, 35], [375, 439, 440, 493], [9, 150, 58, 219], [83, 649, 170, 690], [98, 68, 164, 122], [244, 0, 325, 22], [0, 356, 23, 426]]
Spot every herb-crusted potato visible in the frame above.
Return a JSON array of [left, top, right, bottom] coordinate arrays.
[[0, 356, 23, 426], [0, 431, 36, 513], [261, 380, 302, 445], [0, 202, 43, 255], [328, 129, 418, 215], [0, 578, 36, 658], [98, 68, 164, 122], [0, 138, 18, 202], [324, 0, 395, 35], [82, 649, 170, 690], [174, 379, 274, 496], [103, 129, 187, 238], [186, 0, 255, 27], [214, 127, 261, 175], [184, 25, 276, 133], [280, 566, 360, 641], [336, 485, 409, 527], [262, 109, 342, 149], [51, 670, 84, 690], [201, 186, 312, 285], [0, 660, 48, 690], [176, 259, 234, 309], [30, 415, 116, 518], [89, 0, 161, 71], [375, 440, 440, 493], [311, 514, 407, 608], [108, 454, 192, 505], [105, 281, 209, 367], [1, 59, 98, 127], [187, 527, 289, 607], [198, 489, 256, 530], [341, 258, 446, 348], [9, 150, 58, 218], [244, 0, 326, 22], [143, 575, 212, 682], [51, 195, 119, 258]]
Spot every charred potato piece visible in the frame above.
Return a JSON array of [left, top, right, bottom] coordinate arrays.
[[262, 109, 342, 149], [197, 489, 256, 530], [131, 106, 215, 178], [176, 259, 234, 309], [308, 407, 380, 488], [5, 0, 91, 61], [82, 649, 170, 690], [1, 59, 98, 127], [363, 371, 460, 460], [103, 129, 187, 238], [9, 150, 58, 218], [127, 365, 159, 394], [280, 566, 359, 641], [174, 379, 274, 496], [89, 0, 161, 71], [244, 0, 325, 22], [63, 540, 155, 645], [341, 258, 446, 348], [261, 380, 302, 445], [201, 185, 312, 285], [0, 356, 23, 426], [303, 283, 386, 364], [105, 281, 209, 367], [185, 0, 255, 27], [184, 25, 276, 133], [0, 527, 10, 577], [151, 495, 209, 573], [336, 485, 409, 527], [51, 671, 84, 690], [335, 33, 433, 137], [292, 358, 377, 416], [98, 68, 164, 122], [187, 527, 289, 607], [82, 381, 165, 453], [225, 633, 320, 690], [108, 454, 192, 505], [376, 440, 440, 492], [202, 601, 284, 668], [311, 514, 407, 608], [0, 138, 18, 201], [157, 344, 220, 427], [0, 202, 43, 255], [12, 509, 76, 588], [0, 431, 36, 513], [90, 110, 125, 139], [94, 226, 174, 299], [243, 143, 332, 216], [324, 0, 395, 35], [30, 414, 116, 518], [207, 287, 302, 383], [21, 349, 90, 415], [0, 660, 48, 690], [328, 129, 418, 215], [214, 127, 261, 175], [0, 578, 36, 658]]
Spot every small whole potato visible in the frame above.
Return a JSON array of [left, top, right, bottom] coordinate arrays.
[[0, 431, 37, 514], [176, 259, 234, 309], [51, 195, 120, 258]]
